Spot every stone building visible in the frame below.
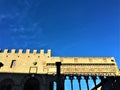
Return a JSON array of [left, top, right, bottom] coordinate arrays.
[[0, 49, 120, 90]]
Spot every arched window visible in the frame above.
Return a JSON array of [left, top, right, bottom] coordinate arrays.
[[0, 78, 14, 90]]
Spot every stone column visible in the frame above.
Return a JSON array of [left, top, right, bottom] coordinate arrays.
[[69, 76, 74, 90], [84, 76, 89, 90], [60, 75, 65, 90], [13, 84, 22, 90], [77, 76, 82, 90]]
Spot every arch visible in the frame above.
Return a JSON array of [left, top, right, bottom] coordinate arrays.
[[23, 77, 40, 90], [0, 78, 14, 90]]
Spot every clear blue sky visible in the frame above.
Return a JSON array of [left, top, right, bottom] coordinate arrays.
[[0, 0, 120, 89], [0, 0, 119, 64]]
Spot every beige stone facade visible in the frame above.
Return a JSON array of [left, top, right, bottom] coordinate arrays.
[[0, 49, 120, 90], [0, 49, 119, 76]]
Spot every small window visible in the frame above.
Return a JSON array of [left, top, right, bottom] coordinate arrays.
[[111, 60, 114, 62], [0, 62, 4, 68], [33, 62, 37, 65], [10, 60, 16, 68]]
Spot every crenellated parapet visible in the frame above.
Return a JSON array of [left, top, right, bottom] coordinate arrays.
[[1, 49, 51, 55], [0, 49, 119, 76]]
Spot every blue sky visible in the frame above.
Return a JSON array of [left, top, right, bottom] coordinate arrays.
[[0, 0, 119, 64], [0, 0, 120, 89]]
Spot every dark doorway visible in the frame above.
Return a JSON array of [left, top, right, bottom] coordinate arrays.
[[0, 79, 14, 90], [24, 78, 40, 90]]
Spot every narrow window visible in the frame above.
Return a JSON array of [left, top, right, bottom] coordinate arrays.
[[10, 60, 16, 68], [0, 62, 4, 68]]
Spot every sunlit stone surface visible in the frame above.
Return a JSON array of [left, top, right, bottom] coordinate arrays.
[[0, 49, 120, 90]]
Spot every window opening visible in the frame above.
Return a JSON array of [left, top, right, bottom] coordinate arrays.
[[10, 60, 16, 68]]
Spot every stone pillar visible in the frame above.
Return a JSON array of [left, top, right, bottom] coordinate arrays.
[[49, 81, 53, 90], [84, 76, 89, 90], [41, 75, 53, 90], [69, 76, 74, 90], [77, 76, 82, 90], [92, 76, 97, 88], [13, 84, 22, 90], [60, 75, 65, 90]]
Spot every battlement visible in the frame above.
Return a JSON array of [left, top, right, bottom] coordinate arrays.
[[0, 49, 51, 56], [0, 49, 119, 76]]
